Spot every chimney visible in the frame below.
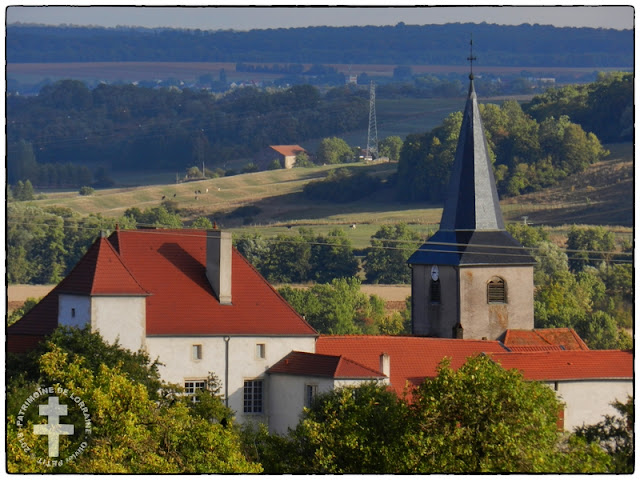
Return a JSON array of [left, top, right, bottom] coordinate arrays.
[[206, 230, 232, 305], [379, 353, 390, 378]]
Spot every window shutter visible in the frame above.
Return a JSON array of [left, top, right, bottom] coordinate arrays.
[[487, 277, 506, 303]]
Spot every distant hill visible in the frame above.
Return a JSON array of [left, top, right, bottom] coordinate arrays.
[[6, 23, 632, 67]]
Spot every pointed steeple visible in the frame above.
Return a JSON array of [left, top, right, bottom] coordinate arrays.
[[408, 43, 535, 267], [439, 77, 505, 231]]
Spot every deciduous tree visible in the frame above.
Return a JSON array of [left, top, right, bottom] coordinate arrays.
[[364, 223, 422, 284]]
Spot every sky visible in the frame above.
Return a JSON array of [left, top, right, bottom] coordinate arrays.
[[6, 3, 635, 31]]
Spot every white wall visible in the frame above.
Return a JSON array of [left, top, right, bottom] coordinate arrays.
[[146, 335, 316, 425], [59, 294, 91, 328], [267, 374, 334, 434], [553, 379, 633, 431], [91, 296, 146, 352], [267, 374, 383, 434]]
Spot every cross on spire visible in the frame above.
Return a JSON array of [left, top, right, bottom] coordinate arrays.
[[467, 36, 477, 80]]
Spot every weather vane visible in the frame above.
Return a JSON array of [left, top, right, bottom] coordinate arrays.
[[467, 35, 477, 80]]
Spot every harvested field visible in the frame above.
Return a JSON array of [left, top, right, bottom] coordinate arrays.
[[7, 284, 54, 313], [7, 283, 410, 314]]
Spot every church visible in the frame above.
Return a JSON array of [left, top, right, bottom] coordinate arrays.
[[8, 69, 632, 435]]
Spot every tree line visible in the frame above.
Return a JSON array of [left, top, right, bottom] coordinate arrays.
[[395, 72, 630, 202], [6, 326, 632, 472], [7, 23, 632, 67], [7, 81, 367, 186], [397, 97, 609, 202]]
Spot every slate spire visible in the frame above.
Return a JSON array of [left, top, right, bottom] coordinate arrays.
[[408, 42, 535, 267], [439, 76, 505, 231]]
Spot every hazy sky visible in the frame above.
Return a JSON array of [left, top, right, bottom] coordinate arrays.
[[6, 4, 635, 31]]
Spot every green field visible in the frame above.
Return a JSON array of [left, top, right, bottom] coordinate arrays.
[[26, 140, 633, 250]]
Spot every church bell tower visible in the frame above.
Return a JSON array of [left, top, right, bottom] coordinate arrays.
[[408, 41, 536, 340]]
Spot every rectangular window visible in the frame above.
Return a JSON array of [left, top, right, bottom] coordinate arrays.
[[305, 384, 318, 408], [184, 380, 206, 394], [184, 380, 206, 403], [256, 343, 266, 359], [192, 344, 202, 360], [71, 308, 76, 318], [244, 379, 263, 414]]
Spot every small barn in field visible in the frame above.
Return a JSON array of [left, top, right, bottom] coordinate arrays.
[[255, 145, 307, 170]]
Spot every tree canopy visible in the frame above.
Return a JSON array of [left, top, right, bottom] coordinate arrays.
[[6, 327, 261, 474], [252, 355, 611, 473], [364, 223, 423, 284], [7, 23, 632, 67], [396, 98, 609, 202]]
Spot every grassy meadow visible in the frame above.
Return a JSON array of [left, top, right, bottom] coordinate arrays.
[[26, 140, 633, 250]]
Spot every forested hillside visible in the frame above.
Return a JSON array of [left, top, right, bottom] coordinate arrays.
[[396, 72, 631, 201], [7, 82, 367, 185], [7, 23, 632, 67]]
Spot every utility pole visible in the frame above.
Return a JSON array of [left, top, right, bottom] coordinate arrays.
[[365, 81, 378, 161]]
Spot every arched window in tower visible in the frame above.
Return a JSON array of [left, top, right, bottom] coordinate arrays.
[[487, 277, 506, 304]]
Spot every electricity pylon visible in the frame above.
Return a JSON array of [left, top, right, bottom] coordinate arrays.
[[365, 81, 378, 160]]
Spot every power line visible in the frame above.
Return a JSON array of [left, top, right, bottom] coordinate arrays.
[[6, 220, 632, 265]]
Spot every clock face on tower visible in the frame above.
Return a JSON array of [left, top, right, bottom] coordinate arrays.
[[431, 265, 439, 281]]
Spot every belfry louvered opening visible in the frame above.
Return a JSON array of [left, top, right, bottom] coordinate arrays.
[[487, 277, 506, 304]]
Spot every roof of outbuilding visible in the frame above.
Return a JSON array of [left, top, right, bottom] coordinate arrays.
[[503, 328, 590, 351], [270, 145, 306, 157], [489, 350, 633, 381], [316, 335, 508, 395], [268, 351, 385, 379]]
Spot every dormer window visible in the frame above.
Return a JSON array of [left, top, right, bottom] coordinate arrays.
[[487, 277, 506, 304]]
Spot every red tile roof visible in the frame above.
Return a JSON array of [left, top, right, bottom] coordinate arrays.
[[108, 229, 317, 336], [316, 335, 508, 395], [270, 145, 306, 157], [506, 345, 566, 352], [489, 350, 633, 381], [268, 351, 385, 379], [8, 229, 317, 344], [503, 328, 589, 351], [58, 237, 149, 296]]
